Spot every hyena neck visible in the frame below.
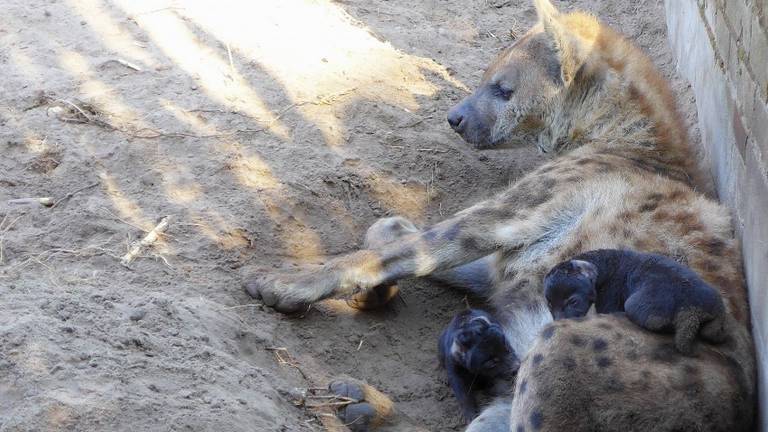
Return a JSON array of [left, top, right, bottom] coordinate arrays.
[[540, 25, 700, 185]]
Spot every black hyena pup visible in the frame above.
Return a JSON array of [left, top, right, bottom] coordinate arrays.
[[438, 309, 519, 422], [544, 249, 728, 354]]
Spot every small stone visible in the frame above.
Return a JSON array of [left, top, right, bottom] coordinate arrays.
[[287, 387, 307, 401], [129, 308, 147, 321]]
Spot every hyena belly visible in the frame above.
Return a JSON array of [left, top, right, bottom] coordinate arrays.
[[490, 171, 635, 355], [510, 314, 752, 432]]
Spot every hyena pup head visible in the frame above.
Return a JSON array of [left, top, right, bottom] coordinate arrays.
[[543, 259, 598, 320], [447, 0, 593, 150], [443, 309, 519, 377]]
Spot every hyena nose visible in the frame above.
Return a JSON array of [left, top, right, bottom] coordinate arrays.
[[447, 108, 465, 132]]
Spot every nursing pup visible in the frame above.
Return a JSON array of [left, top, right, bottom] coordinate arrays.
[[438, 309, 519, 422], [544, 249, 728, 354]]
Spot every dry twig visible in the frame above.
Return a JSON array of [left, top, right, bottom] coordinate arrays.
[[8, 197, 54, 207], [416, 148, 449, 153], [120, 216, 171, 267], [102, 58, 142, 71], [266, 346, 309, 380], [52, 182, 100, 208]]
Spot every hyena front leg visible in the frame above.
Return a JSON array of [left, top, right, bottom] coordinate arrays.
[[245, 188, 555, 313]]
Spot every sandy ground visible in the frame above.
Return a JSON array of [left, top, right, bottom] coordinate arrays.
[[0, 0, 701, 430]]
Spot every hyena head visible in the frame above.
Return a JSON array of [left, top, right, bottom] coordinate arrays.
[[447, 0, 594, 151]]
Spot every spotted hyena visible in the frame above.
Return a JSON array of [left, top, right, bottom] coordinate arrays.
[[246, 0, 756, 430]]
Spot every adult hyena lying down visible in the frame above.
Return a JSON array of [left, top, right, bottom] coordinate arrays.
[[246, 0, 756, 430]]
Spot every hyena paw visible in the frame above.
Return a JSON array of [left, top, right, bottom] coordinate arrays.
[[346, 284, 400, 310], [341, 216, 417, 311], [328, 378, 394, 431], [243, 273, 310, 314]]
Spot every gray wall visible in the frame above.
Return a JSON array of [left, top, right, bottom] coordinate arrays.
[[665, 0, 768, 429]]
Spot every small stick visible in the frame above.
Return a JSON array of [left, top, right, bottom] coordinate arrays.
[[398, 118, 426, 128], [52, 182, 99, 208], [103, 58, 142, 71], [305, 401, 357, 408], [397, 291, 408, 306], [115, 58, 142, 71], [357, 338, 365, 351], [305, 395, 359, 402], [266, 346, 309, 380], [121, 216, 170, 266], [416, 148, 449, 153], [54, 98, 93, 123], [220, 303, 263, 310], [8, 197, 54, 207], [226, 43, 236, 78]]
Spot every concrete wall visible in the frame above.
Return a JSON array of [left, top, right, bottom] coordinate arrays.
[[665, 0, 768, 429]]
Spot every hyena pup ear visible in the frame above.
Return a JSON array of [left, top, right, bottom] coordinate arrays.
[[532, 0, 580, 86], [570, 259, 598, 284]]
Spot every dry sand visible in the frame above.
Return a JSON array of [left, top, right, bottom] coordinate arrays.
[[0, 0, 701, 430]]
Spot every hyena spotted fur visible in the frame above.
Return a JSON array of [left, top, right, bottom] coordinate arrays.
[[246, 0, 756, 430]]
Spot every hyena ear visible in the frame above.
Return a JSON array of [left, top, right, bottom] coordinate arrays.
[[571, 260, 598, 284], [533, 0, 580, 86]]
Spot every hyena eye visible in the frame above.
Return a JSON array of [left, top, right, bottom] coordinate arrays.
[[492, 83, 514, 100]]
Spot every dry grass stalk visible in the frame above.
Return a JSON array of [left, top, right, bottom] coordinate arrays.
[[8, 197, 54, 207], [120, 216, 171, 267]]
